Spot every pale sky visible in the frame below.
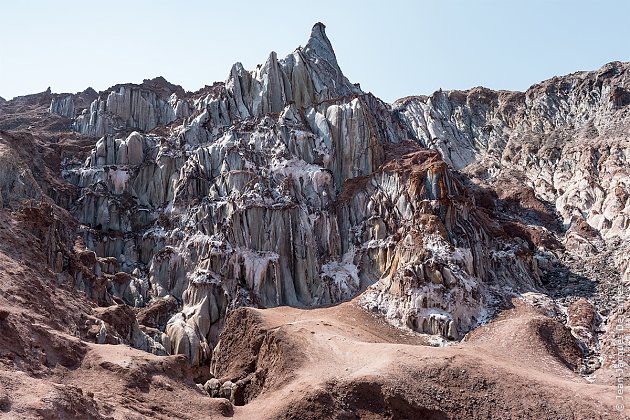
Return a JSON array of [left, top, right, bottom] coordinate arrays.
[[1, 0, 629, 103]]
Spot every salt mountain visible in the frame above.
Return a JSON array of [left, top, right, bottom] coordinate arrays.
[[0, 22, 627, 418]]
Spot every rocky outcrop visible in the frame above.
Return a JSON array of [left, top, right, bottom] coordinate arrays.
[[56, 23, 362, 145], [63, 89, 404, 367], [394, 61, 630, 371], [3, 18, 627, 417], [0, 19, 608, 390], [84, 304, 168, 355], [0, 140, 41, 208], [72, 78, 190, 136], [49, 87, 98, 119], [54, 23, 547, 373], [352, 147, 541, 338], [185, 22, 361, 136], [394, 63, 630, 266], [221, 22, 361, 119], [49, 95, 75, 118]]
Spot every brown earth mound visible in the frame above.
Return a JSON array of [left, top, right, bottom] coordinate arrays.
[[212, 301, 623, 419]]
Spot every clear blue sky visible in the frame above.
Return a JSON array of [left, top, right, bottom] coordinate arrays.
[[1, 0, 629, 103]]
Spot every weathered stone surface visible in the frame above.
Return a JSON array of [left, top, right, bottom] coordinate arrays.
[[72, 78, 188, 136], [0, 140, 41, 208], [1, 19, 629, 417], [394, 63, 630, 273], [567, 298, 601, 350], [90, 304, 167, 355], [393, 62, 630, 369], [8, 21, 615, 383], [52, 23, 553, 364], [49, 88, 98, 118], [49, 95, 75, 118]]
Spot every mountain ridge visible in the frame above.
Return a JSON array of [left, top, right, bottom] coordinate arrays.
[[0, 22, 627, 418]]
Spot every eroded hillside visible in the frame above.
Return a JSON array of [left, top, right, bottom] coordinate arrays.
[[0, 22, 627, 419]]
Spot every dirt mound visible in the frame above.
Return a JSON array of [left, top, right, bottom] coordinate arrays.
[[211, 301, 624, 419]]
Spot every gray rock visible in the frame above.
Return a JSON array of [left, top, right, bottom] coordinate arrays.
[[204, 378, 221, 397], [53, 23, 629, 357]]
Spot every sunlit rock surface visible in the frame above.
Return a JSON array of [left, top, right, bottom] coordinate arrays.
[[53, 23, 538, 366], [395, 62, 630, 307], [35, 23, 628, 378]]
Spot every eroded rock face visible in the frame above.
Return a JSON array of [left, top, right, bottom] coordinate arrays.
[[394, 63, 630, 371], [70, 24, 359, 143], [72, 78, 189, 137], [4, 20, 626, 417], [63, 90, 406, 366], [356, 149, 541, 338], [394, 64, 630, 297], [42, 23, 545, 369], [49, 88, 98, 119], [23, 22, 622, 383], [0, 141, 41, 208], [86, 304, 168, 355]]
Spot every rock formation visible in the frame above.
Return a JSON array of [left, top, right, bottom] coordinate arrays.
[[49, 87, 98, 119], [394, 68, 630, 305], [46, 24, 553, 373], [0, 21, 627, 418]]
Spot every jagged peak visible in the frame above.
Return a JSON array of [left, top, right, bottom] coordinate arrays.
[[264, 51, 279, 67], [217, 22, 359, 112], [304, 22, 338, 66], [230, 62, 246, 74]]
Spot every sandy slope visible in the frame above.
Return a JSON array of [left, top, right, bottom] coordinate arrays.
[[216, 301, 625, 419]]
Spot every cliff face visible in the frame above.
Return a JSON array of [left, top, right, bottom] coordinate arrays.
[[42, 24, 553, 371], [395, 63, 630, 313], [1, 22, 628, 414]]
